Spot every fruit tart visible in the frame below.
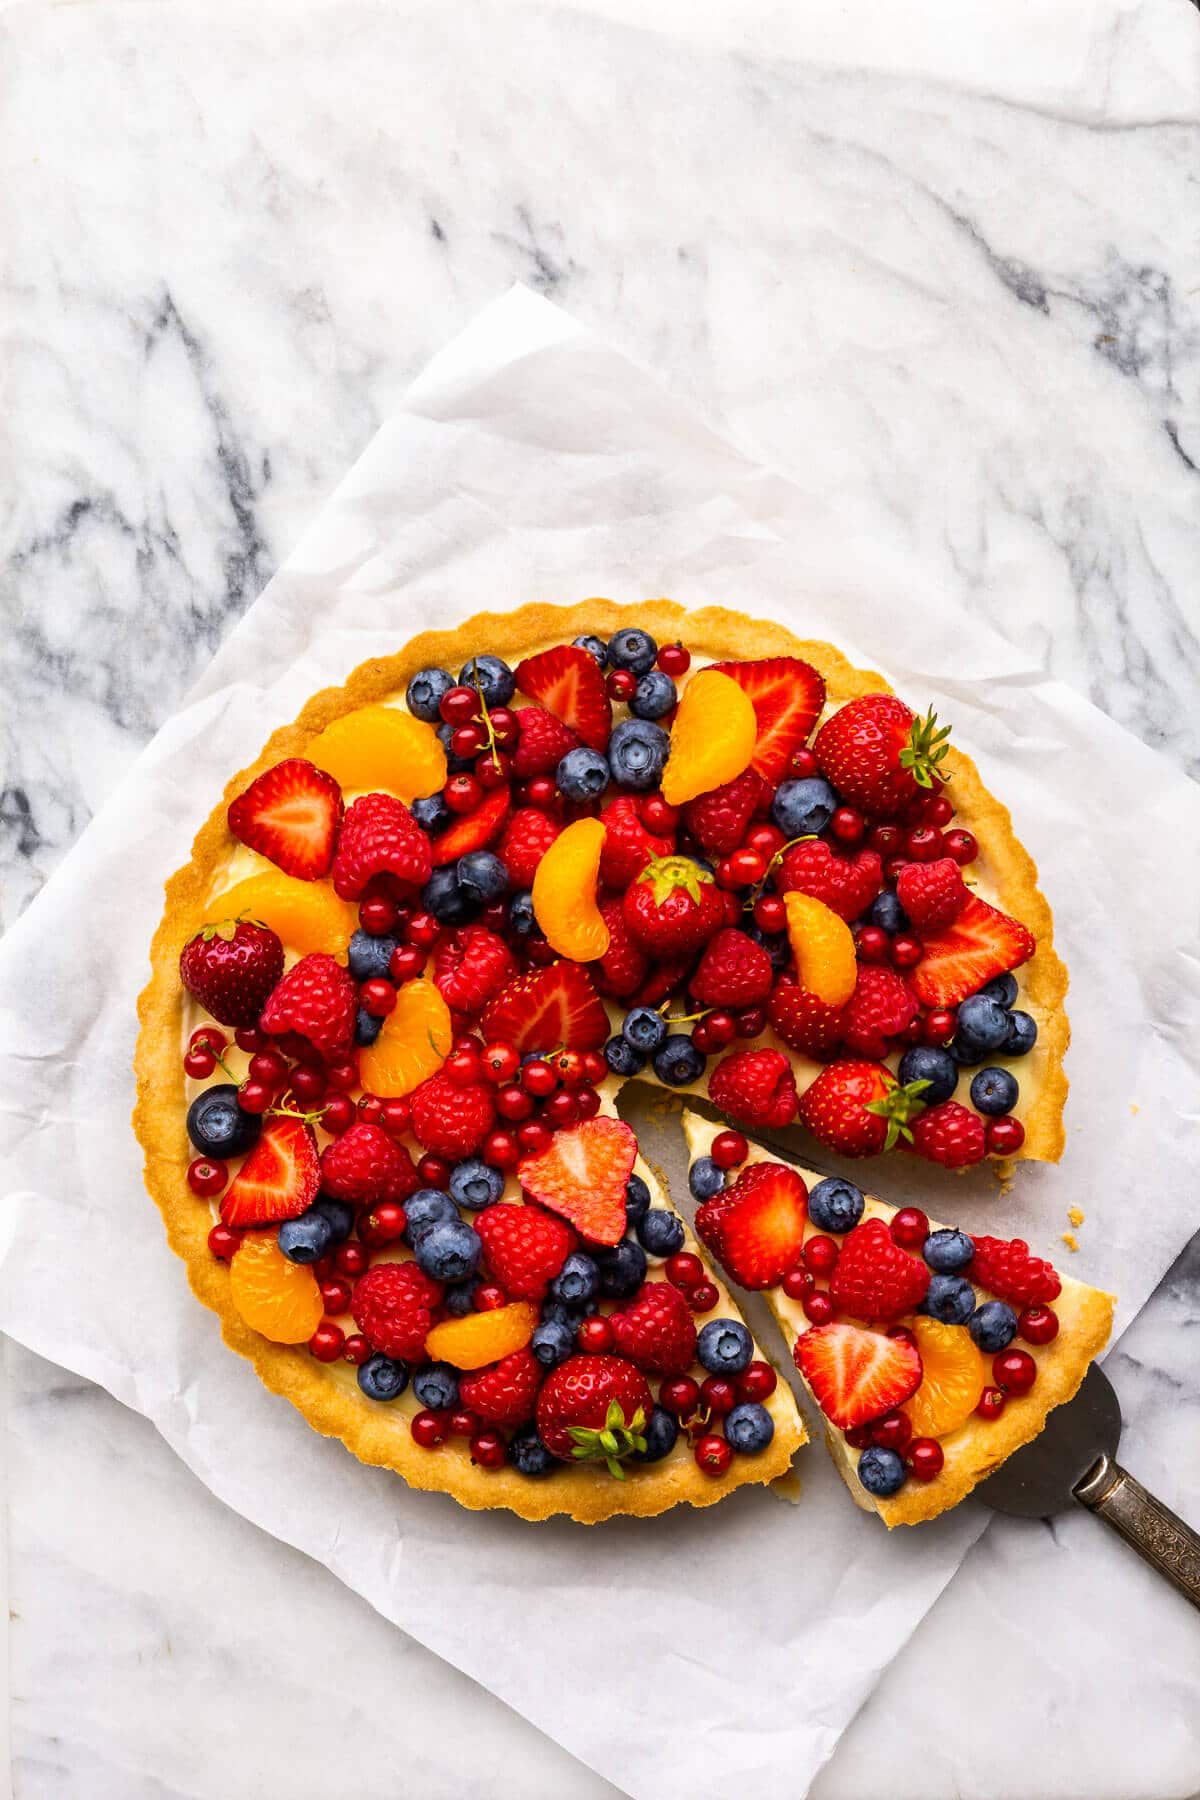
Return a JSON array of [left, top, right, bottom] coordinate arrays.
[[135, 599, 1068, 1517], [683, 1110, 1114, 1524]]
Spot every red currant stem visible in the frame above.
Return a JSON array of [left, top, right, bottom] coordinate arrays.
[[741, 833, 818, 911], [208, 1045, 244, 1085], [264, 1099, 328, 1126], [683, 1406, 712, 1443], [468, 668, 503, 773]]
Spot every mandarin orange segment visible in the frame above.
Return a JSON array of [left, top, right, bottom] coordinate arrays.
[[306, 705, 446, 802], [206, 872, 358, 959], [357, 977, 453, 1097], [903, 1317, 987, 1439], [660, 668, 758, 806], [783, 892, 858, 1007], [531, 817, 610, 961], [229, 1232, 324, 1344], [423, 1300, 539, 1370]]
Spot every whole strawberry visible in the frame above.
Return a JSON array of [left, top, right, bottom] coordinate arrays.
[[180, 918, 284, 1028], [623, 855, 725, 956], [969, 1235, 1062, 1306], [498, 807, 563, 889], [475, 1204, 576, 1300], [332, 791, 432, 900], [909, 1100, 987, 1168], [708, 1048, 799, 1129], [599, 796, 673, 889], [767, 978, 846, 1059], [814, 694, 952, 818], [896, 857, 969, 932], [460, 1347, 544, 1426], [609, 1280, 697, 1375], [408, 1070, 496, 1159], [260, 952, 357, 1060], [320, 1122, 418, 1207], [828, 1217, 930, 1320], [351, 1260, 443, 1360], [592, 896, 649, 999], [689, 928, 773, 1008], [797, 1060, 926, 1157], [535, 1354, 652, 1473], [433, 926, 516, 1014], [682, 769, 763, 857], [509, 705, 581, 777], [776, 840, 883, 924], [839, 966, 919, 1060]]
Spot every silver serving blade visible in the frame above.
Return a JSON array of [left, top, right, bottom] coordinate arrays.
[[976, 1361, 1121, 1517]]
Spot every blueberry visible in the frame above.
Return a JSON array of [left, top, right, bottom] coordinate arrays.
[[970, 1066, 1020, 1116], [605, 1034, 646, 1076], [448, 1158, 505, 1210], [412, 1362, 460, 1410], [423, 864, 477, 925], [539, 1298, 576, 1327], [531, 1318, 577, 1368], [923, 1273, 977, 1325], [652, 1034, 705, 1086], [623, 1006, 668, 1053], [897, 1046, 958, 1106], [457, 850, 509, 904], [358, 1355, 409, 1402], [606, 627, 658, 674], [697, 1318, 753, 1375], [550, 1252, 600, 1306], [404, 1188, 460, 1243], [867, 891, 908, 934], [186, 1084, 262, 1159], [1004, 1010, 1038, 1057], [406, 666, 454, 722], [436, 720, 475, 774], [573, 633, 609, 667], [608, 718, 669, 790], [595, 1238, 647, 1299], [445, 1277, 482, 1316], [689, 1156, 725, 1201], [348, 928, 399, 981], [955, 994, 1012, 1052], [923, 1228, 975, 1273], [857, 1445, 907, 1497], [312, 1197, 355, 1243], [807, 1176, 865, 1235], [624, 1174, 651, 1225], [508, 1424, 555, 1476], [458, 655, 515, 707], [637, 1209, 686, 1257], [725, 1402, 775, 1456], [509, 891, 535, 936], [634, 1405, 679, 1463], [771, 777, 838, 839], [414, 1219, 482, 1283], [949, 1035, 985, 1068], [556, 747, 610, 800], [980, 972, 1018, 1009], [355, 1007, 384, 1046], [277, 1208, 335, 1264], [410, 793, 451, 836], [630, 671, 677, 720], [969, 1300, 1018, 1353], [744, 922, 790, 972]]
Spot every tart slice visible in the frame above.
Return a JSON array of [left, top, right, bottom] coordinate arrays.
[[682, 1110, 1114, 1525]]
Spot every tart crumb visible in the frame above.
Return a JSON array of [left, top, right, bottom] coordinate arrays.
[[1061, 1232, 1079, 1252], [1130, 1102, 1140, 1116], [1068, 1207, 1085, 1228], [769, 1468, 804, 1504], [991, 1157, 1016, 1195]]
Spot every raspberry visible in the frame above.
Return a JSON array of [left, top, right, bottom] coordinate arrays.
[[970, 1235, 1062, 1306], [681, 769, 763, 856], [475, 1204, 576, 1300], [498, 808, 562, 888], [828, 1217, 931, 1320], [459, 1347, 544, 1426], [910, 1100, 988, 1168], [689, 928, 773, 1008], [509, 705, 581, 777], [320, 1122, 419, 1207], [628, 948, 700, 1008], [599, 796, 673, 890], [708, 1048, 799, 1129], [609, 1280, 698, 1375], [351, 1260, 443, 1359], [775, 841, 883, 924], [332, 792, 432, 901], [896, 857, 969, 932], [259, 952, 358, 1060], [839, 965, 919, 1059], [433, 926, 516, 1014], [767, 979, 846, 1058], [408, 1072, 497, 1158], [592, 896, 649, 998]]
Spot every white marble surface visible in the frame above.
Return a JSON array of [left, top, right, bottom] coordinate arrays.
[[2, 1, 1200, 1795]]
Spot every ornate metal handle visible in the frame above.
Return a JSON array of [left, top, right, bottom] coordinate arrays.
[[1074, 1454, 1200, 1612]]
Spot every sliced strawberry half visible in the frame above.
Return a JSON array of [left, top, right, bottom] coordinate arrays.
[[430, 785, 512, 868], [793, 1321, 923, 1430], [908, 894, 1036, 1009], [513, 646, 612, 751], [518, 1116, 638, 1245], [709, 656, 825, 785], [480, 961, 609, 1053], [695, 1160, 808, 1290], [227, 759, 343, 881], [220, 1117, 321, 1228]]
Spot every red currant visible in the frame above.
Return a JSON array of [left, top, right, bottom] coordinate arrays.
[[290, 1063, 327, 1105], [886, 1325, 917, 1348], [474, 1283, 508, 1311], [207, 1223, 240, 1260], [411, 1410, 447, 1448], [342, 1334, 370, 1366], [802, 1235, 839, 1276], [517, 1120, 553, 1156], [319, 1276, 353, 1315], [576, 1316, 614, 1353], [439, 685, 481, 725], [325, 1057, 359, 1092], [728, 847, 766, 887], [830, 806, 866, 846], [183, 1047, 216, 1080], [234, 1026, 266, 1054], [520, 1058, 557, 1097], [1019, 1305, 1059, 1345], [661, 1252, 701, 1292], [553, 1049, 588, 1088], [868, 822, 904, 856], [406, 911, 440, 948], [379, 1097, 411, 1135], [333, 1243, 368, 1279], [890, 934, 924, 970], [444, 773, 482, 814], [659, 1376, 701, 1417], [781, 1267, 813, 1301], [734, 1005, 767, 1038], [489, 706, 518, 746], [543, 1090, 579, 1129], [986, 1115, 1025, 1156], [358, 1202, 408, 1248], [870, 1410, 913, 1452], [883, 854, 908, 885], [386, 944, 424, 984], [249, 1049, 289, 1088], [788, 748, 818, 779], [416, 1154, 451, 1187], [745, 823, 784, 860], [449, 722, 485, 759], [993, 1349, 1037, 1395], [237, 1080, 272, 1115], [496, 1082, 535, 1121], [471, 1430, 507, 1470], [581, 1050, 608, 1084], [856, 924, 891, 964], [640, 794, 679, 834], [905, 825, 943, 863], [890, 1206, 929, 1249], [737, 1361, 777, 1403], [975, 1386, 1006, 1421], [701, 1011, 735, 1049], [309, 1322, 345, 1362], [803, 1290, 836, 1324], [477, 754, 511, 790], [189, 1025, 227, 1056], [753, 894, 787, 934], [357, 1093, 385, 1125], [923, 1007, 957, 1045], [359, 894, 398, 935], [657, 642, 690, 676], [574, 1085, 602, 1120], [606, 668, 637, 701], [921, 793, 954, 827], [700, 1376, 737, 1416], [943, 828, 977, 866], [689, 1281, 719, 1314], [448, 1407, 480, 1436], [481, 1041, 521, 1084], [691, 1022, 715, 1055], [483, 1129, 520, 1169], [844, 1424, 874, 1449], [187, 1157, 228, 1198], [445, 1048, 483, 1088], [710, 1129, 748, 1170], [524, 774, 557, 810], [907, 1437, 945, 1480], [694, 1434, 733, 1477]]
